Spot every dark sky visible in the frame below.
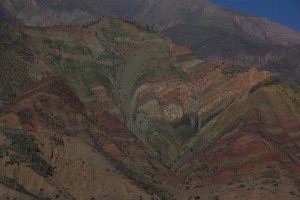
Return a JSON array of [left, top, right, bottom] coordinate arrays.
[[210, 0, 300, 32]]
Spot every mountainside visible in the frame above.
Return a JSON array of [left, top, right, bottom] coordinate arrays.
[[1, 0, 300, 83], [0, 19, 300, 199]]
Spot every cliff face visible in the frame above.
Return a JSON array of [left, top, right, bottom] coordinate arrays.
[[0, 19, 300, 199]]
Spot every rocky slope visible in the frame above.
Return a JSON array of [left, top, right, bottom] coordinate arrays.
[[1, 0, 300, 83], [0, 19, 300, 199]]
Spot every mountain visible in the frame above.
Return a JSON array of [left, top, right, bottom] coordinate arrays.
[[1, 0, 300, 83], [0, 19, 300, 199]]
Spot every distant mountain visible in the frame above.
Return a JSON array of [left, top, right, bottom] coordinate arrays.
[[1, 18, 300, 200], [1, 0, 300, 83]]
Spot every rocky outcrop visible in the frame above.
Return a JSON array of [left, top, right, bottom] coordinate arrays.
[[0, 19, 299, 199]]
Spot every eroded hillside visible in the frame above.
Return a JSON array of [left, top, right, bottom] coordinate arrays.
[[0, 19, 300, 199]]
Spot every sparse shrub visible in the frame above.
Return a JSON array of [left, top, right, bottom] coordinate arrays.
[[50, 135, 64, 146], [2, 128, 54, 177], [0, 175, 49, 199], [213, 195, 220, 200], [16, 109, 32, 124]]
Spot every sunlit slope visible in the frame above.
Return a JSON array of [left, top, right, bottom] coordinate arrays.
[[0, 19, 299, 199]]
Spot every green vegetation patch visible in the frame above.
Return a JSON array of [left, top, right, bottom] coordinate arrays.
[[61, 43, 92, 55], [43, 38, 92, 55], [43, 38, 64, 49], [0, 24, 33, 103], [43, 53, 61, 72], [101, 21, 127, 40], [146, 112, 199, 157], [42, 55, 113, 96]]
